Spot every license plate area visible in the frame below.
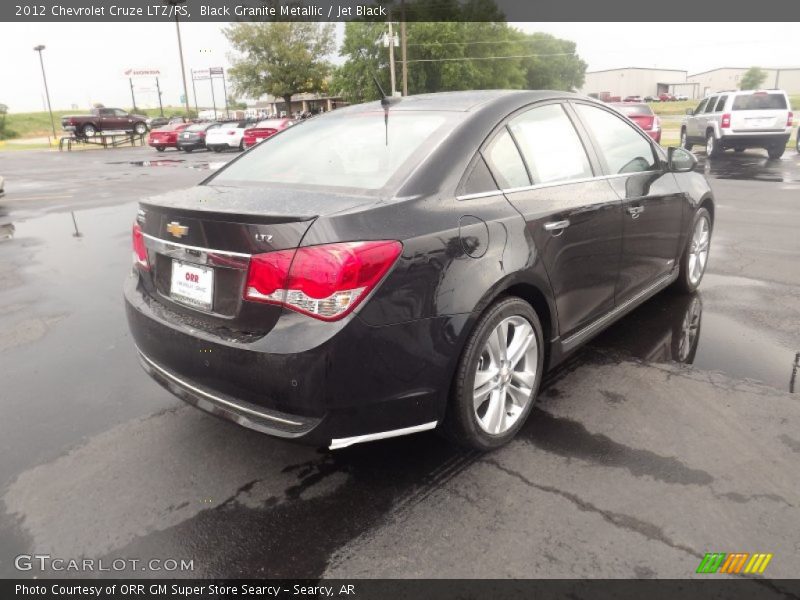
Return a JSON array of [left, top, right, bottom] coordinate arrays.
[[170, 260, 214, 311]]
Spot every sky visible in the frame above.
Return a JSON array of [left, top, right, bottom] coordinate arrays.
[[0, 22, 797, 113]]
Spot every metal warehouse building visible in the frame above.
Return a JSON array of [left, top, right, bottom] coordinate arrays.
[[687, 68, 800, 96], [579, 67, 689, 99]]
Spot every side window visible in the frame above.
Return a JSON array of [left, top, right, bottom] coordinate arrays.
[[714, 95, 728, 112], [704, 97, 718, 113], [114, 109, 128, 117], [694, 99, 708, 114], [483, 128, 530, 189], [460, 156, 498, 196], [508, 104, 593, 185], [574, 104, 657, 175]]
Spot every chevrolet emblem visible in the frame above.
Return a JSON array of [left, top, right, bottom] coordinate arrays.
[[166, 221, 189, 239]]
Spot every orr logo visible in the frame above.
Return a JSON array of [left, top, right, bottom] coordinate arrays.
[[696, 552, 773, 575]]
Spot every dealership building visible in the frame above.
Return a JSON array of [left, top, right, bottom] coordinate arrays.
[[580, 66, 800, 100]]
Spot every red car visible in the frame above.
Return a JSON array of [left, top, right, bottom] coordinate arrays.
[[658, 93, 676, 102], [148, 122, 191, 152], [610, 102, 662, 143], [242, 118, 293, 148]]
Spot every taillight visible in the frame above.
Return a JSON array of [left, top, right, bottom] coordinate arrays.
[[244, 241, 402, 321], [132, 223, 149, 270], [721, 113, 731, 128], [788, 112, 793, 127]]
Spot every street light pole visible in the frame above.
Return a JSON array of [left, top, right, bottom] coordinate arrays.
[[165, 0, 191, 117], [33, 45, 57, 142]]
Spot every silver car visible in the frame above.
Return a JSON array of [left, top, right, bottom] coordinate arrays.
[[681, 89, 792, 159]]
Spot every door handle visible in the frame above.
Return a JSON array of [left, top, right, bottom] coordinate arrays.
[[544, 220, 570, 233], [627, 206, 644, 219]]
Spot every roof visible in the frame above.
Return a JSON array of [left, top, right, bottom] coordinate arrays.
[[689, 67, 800, 77], [335, 90, 576, 114], [585, 67, 687, 75]]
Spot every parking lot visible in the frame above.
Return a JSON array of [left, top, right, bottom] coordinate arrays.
[[1, 145, 799, 580]]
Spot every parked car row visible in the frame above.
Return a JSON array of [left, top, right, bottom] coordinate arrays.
[[147, 118, 295, 153]]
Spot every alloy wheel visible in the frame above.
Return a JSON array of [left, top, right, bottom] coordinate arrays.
[[688, 216, 710, 285], [473, 315, 538, 435], [677, 296, 702, 362]]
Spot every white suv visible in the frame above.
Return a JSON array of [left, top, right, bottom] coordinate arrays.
[[681, 89, 793, 159]]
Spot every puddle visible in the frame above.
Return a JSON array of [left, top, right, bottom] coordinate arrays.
[[589, 289, 798, 393], [122, 159, 186, 167], [695, 154, 800, 183]]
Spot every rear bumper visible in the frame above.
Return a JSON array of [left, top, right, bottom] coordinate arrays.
[[176, 140, 206, 150], [717, 132, 790, 147], [148, 139, 176, 148], [124, 274, 467, 447]]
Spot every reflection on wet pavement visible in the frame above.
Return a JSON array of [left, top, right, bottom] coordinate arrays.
[[695, 153, 800, 183], [108, 159, 227, 170]]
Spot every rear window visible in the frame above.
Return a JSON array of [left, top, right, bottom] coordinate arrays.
[[211, 111, 459, 191], [186, 124, 206, 132], [614, 104, 654, 117], [732, 93, 788, 110]]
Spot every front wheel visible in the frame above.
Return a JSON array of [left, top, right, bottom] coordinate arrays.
[[706, 132, 722, 158], [133, 122, 147, 135], [81, 124, 97, 138], [442, 297, 544, 451], [680, 128, 693, 151], [767, 145, 785, 160], [674, 207, 712, 293]]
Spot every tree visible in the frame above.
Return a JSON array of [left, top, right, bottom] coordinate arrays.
[[517, 32, 587, 91], [224, 22, 335, 109], [227, 96, 248, 110], [740, 67, 768, 90]]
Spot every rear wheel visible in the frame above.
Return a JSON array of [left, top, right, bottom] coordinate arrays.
[[133, 122, 147, 135], [183, 148, 193, 153], [238, 139, 245, 151], [767, 145, 785, 159], [680, 128, 693, 151], [211, 146, 222, 153], [442, 297, 544, 451], [674, 207, 712, 293], [706, 131, 722, 157], [155, 146, 165, 152]]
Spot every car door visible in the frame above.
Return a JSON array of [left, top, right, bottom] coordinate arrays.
[[483, 101, 624, 339], [97, 108, 114, 131], [114, 108, 133, 130], [686, 98, 708, 140], [572, 102, 686, 302]]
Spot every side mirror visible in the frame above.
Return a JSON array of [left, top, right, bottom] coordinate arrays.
[[685, 108, 694, 116], [668, 147, 697, 172]]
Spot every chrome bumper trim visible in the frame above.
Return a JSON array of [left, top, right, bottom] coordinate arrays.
[[329, 421, 438, 450], [137, 347, 303, 427]]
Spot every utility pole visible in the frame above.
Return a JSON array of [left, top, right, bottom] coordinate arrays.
[[155, 77, 164, 116], [209, 78, 217, 120], [33, 45, 57, 141], [190, 71, 199, 117], [387, 19, 397, 96], [221, 70, 229, 118], [165, 0, 191, 116], [129, 78, 138, 112], [400, 0, 408, 96]]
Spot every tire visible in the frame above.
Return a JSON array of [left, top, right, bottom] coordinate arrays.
[[212, 146, 222, 153], [184, 148, 193, 153], [706, 131, 722, 158], [81, 124, 97, 138], [133, 122, 147, 135], [680, 128, 693, 151], [238, 139, 245, 151], [442, 297, 545, 451], [674, 207, 712, 293], [155, 146, 165, 152], [767, 145, 785, 160]]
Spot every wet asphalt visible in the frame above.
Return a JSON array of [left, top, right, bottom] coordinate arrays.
[[0, 145, 799, 580]]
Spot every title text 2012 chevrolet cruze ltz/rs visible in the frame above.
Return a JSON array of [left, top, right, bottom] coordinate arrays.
[[125, 91, 714, 451]]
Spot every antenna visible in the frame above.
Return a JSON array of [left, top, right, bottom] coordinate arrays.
[[357, 48, 401, 145]]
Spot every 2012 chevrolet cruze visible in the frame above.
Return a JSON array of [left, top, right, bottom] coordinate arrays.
[[125, 90, 714, 451]]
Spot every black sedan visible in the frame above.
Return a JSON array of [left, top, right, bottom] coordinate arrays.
[[176, 122, 222, 153], [125, 90, 714, 450]]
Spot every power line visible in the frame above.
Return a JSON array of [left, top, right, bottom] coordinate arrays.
[[402, 52, 576, 64]]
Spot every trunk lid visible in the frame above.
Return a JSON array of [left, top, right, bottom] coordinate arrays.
[[629, 115, 655, 131], [136, 184, 376, 337]]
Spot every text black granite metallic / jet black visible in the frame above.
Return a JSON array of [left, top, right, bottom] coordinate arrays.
[[125, 90, 714, 450]]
